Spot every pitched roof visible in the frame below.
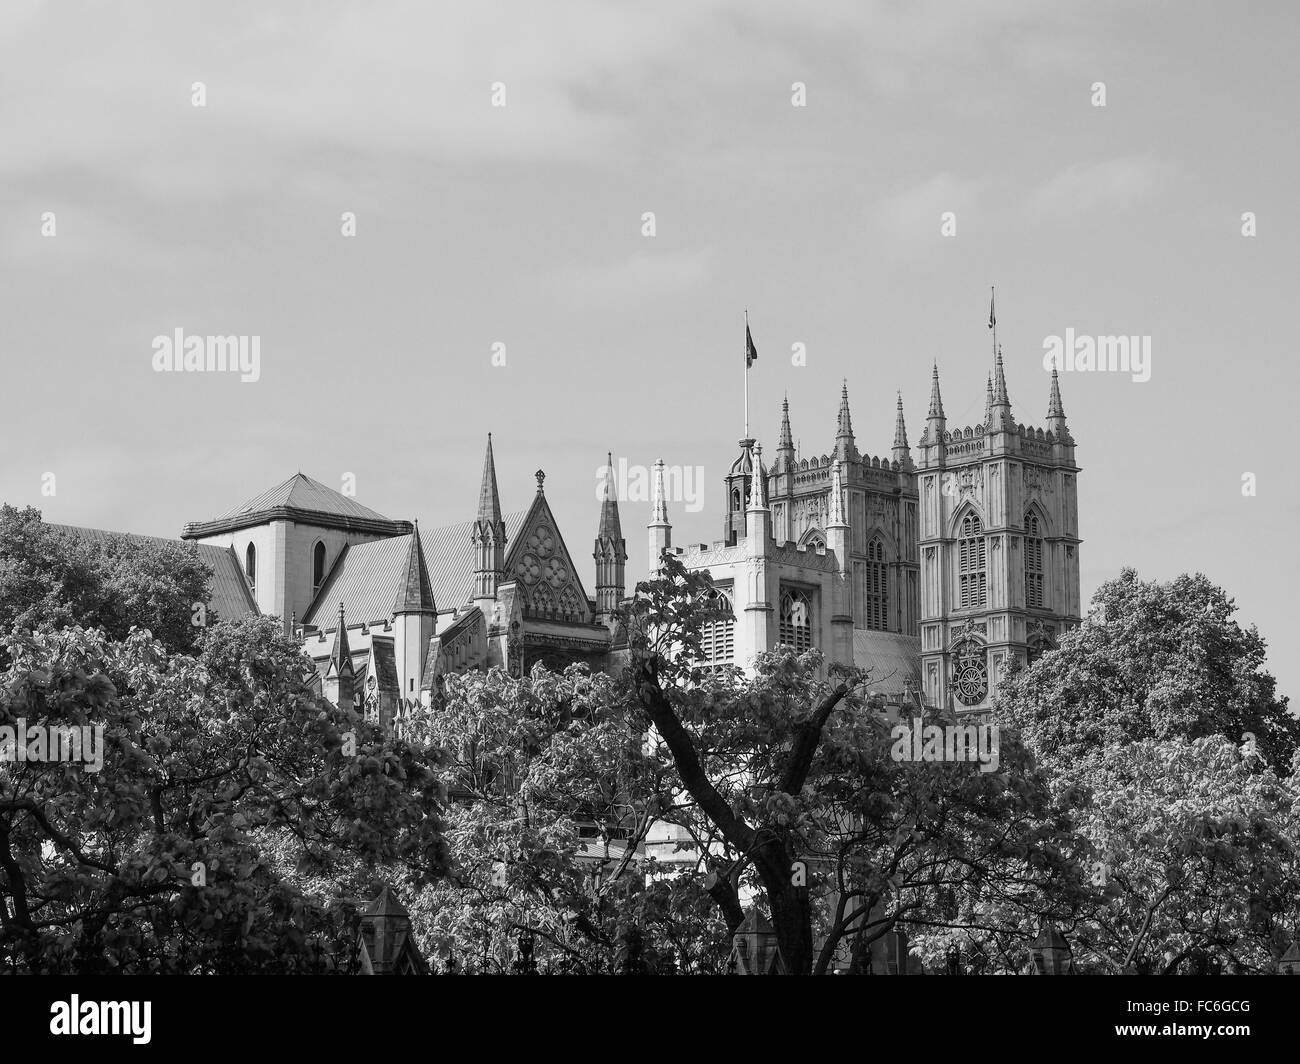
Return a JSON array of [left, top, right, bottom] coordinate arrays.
[[852, 631, 922, 692], [303, 512, 526, 628], [49, 524, 259, 624], [393, 521, 436, 615], [182, 473, 411, 539]]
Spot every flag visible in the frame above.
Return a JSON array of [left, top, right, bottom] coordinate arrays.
[[746, 323, 758, 367], [988, 290, 996, 330]]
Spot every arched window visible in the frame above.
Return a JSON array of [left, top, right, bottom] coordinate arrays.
[[957, 514, 986, 609], [731, 488, 742, 512], [865, 537, 888, 631], [245, 542, 257, 593], [1027, 635, 1053, 666], [701, 588, 736, 665], [779, 589, 813, 652], [1024, 512, 1045, 609], [312, 541, 327, 595]]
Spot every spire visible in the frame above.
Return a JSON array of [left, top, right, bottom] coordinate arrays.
[[993, 345, 1009, 404], [777, 395, 795, 471], [834, 380, 856, 460], [747, 444, 768, 510], [477, 434, 502, 525], [651, 458, 669, 525], [1048, 366, 1065, 419], [598, 452, 623, 540], [922, 362, 947, 447], [394, 520, 436, 615], [891, 392, 911, 466], [1046, 365, 1071, 443], [827, 458, 848, 528], [927, 362, 945, 419], [330, 602, 352, 673], [989, 345, 1013, 431]]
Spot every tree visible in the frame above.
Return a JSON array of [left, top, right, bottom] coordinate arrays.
[[0, 505, 215, 656], [624, 553, 1085, 974], [400, 662, 729, 973], [998, 569, 1298, 772], [1061, 736, 1300, 973], [0, 616, 448, 973]]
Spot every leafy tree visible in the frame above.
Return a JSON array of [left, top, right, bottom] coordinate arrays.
[[1061, 736, 1300, 973], [0, 616, 448, 973], [997, 569, 1298, 772], [0, 504, 215, 656], [400, 662, 729, 973], [624, 553, 1085, 974]]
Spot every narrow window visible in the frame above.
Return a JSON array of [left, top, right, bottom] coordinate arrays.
[[245, 542, 257, 593], [865, 537, 888, 631], [313, 541, 326, 594], [957, 514, 986, 609], [1024, 513, 1045, 609]]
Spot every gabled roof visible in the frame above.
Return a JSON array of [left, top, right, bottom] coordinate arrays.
[[49, 524, 258, 623], [182, 473, 411, 539], [504, 485, 592, 621], [303, 513, 526, 628]]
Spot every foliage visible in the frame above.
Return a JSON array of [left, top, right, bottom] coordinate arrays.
[[0, 616, 448, 973]]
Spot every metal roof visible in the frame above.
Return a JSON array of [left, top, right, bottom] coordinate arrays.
[[215, 472, 391, 523], [852, 631, 922, 691], [49, 523, 259, 624], [303, 512, 526, 628]]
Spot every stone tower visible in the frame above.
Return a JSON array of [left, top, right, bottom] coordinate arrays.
[[593, 452, 627, 626], [916, 350, 1082, 712]]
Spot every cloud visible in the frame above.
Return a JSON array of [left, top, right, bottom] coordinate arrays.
[[1023, 157, 1168, 222]]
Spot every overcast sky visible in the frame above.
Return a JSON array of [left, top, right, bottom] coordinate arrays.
[[1, 0, 1295, 701]]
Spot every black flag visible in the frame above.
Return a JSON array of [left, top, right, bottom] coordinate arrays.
[[746, 323, 758, 367]]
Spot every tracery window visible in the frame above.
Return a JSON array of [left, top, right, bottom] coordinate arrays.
[[1024, 512, 1045, 609], [779, 588, 813, 652], [951, 637, 988, 707], [864, 537, 888, 631], [701, 588, 736, 664], [957, 514, 986, 609]]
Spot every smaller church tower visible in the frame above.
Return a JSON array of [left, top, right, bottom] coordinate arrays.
[[393, 521, 436, 704], [594, 453, 627, 626], [324, 602, 355, 713], [472, 434, 507, 613]]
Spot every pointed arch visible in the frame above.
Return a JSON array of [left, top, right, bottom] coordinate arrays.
[[952, 507, 987, 610], [779, 587, 813, 651], [1023, 506, 1048, 609], [701, 587, 735, 665], [244, 542, 257, 594], [798, 526, 826, 552], [312, 540, 327, 596], [864, 534, 889, 631]]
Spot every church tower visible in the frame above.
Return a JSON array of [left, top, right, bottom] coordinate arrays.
[[916, 347, 1082, 713], [393, 520, 436, 705], [593, 453, 627, 626], [471, 434, 507, 614]]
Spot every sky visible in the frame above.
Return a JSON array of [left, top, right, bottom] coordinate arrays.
[[1, 0, 1296, 701]]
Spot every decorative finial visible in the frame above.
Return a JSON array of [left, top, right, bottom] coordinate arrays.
[[535, 469, 546, 492]]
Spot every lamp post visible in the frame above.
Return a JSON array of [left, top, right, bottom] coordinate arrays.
[[1028, 920, 1073, 975]]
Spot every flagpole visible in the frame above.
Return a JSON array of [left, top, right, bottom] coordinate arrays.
[[990, 285, 997, 357], [744, 308, 750, 438]]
